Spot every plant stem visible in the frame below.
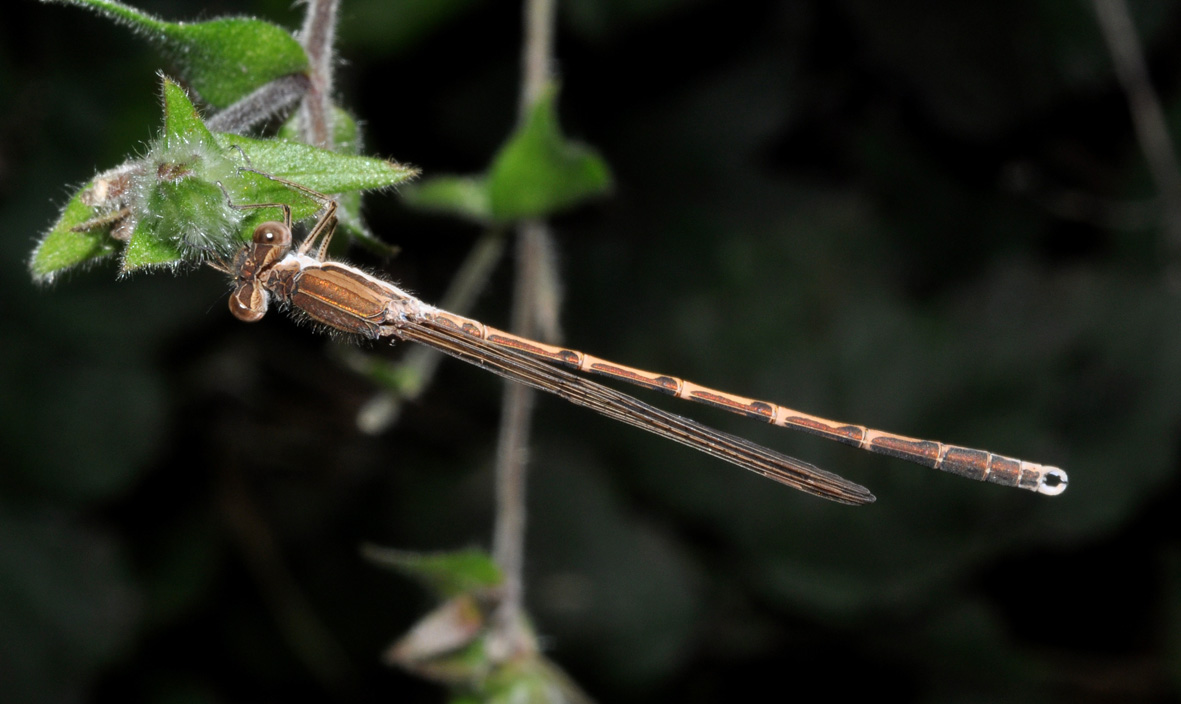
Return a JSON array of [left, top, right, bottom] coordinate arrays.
[[207, 74, 311, 134], [353, 228, 508, 434], [218, 464, 358, 692], [490, 221, 552, 658], [1090, 0, 1181, 263], [520, 0, 556, 116], [489, 0, 560, 660], [297, 0, 340, 148]]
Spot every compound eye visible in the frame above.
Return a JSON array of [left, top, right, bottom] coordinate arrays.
[[252, 222, 291, 246], [229, 283, 267, 322]]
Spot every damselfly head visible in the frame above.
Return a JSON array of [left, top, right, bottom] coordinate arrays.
[[224, 222, 292, 323]]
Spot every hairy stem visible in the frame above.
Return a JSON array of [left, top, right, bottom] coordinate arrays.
[[297, 0, 340, 148], [207, 74, 311, 134], [489, 0, 560, 660], [520, 0, 557, 116]]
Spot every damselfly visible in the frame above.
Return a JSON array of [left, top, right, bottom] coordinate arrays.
[[212, 199, 1068, 505]]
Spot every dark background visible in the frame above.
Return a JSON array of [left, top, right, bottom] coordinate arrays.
[[3, 0, 1180, 702]]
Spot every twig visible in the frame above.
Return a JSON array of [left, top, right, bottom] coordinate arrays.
[[206, 74, 311, 135], [1090, 0, 1181, 257], [296, 0, 340, 148], [520, 0, 557, 116], [488, 0, 561, 661], [489, 221, 550, 660], [353, 228, 509, 434], [218, 464, 359, 692]]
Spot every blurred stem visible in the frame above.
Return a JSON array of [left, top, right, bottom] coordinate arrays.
[[1090, 0, 1181, 263], [491, 221, 553, 658], [353, 228, 508, 433], [218, 464, 358, 692], [297, 0, 339, 148], [489, 0, 560, 660], [520, 0, 556, 115]]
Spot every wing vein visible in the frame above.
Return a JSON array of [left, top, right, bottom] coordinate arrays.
[[393, 318, 875, 505]]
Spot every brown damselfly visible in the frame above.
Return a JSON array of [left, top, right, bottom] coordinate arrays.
[[212, 196, 1068, 506]]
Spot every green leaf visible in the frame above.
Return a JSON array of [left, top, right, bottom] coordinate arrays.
[[29, 184, 122, 282], [160, 76, 219, 155], [361, 545, 503, 598], [398, 86, 610, 224], [121, 213, 183, 270], [276, 108, 403, 256], [33, 77, 412, 278], [217, 132, 417, 255], [43, 0, 309, 108], [121, 227, 183, 269], [487, 85, 612, 221], [116, 79, 241, 270], [121, 177, 232, 271], [403, 175, 494, 223], [214, 133, 419, 194], [126, 81, 413, 269]]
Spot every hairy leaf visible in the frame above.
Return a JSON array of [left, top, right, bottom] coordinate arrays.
[[42, 0, 309, 107]]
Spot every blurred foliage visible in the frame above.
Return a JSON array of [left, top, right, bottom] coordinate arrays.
[[4, 0, 1181, 703], [365, 546, 591, 702], [403, 84, 613, 223]]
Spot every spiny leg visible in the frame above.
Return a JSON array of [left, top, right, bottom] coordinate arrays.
[[298, 200, 339, 258], [215, 179, 294, 228], [228, 166, 339, 258]]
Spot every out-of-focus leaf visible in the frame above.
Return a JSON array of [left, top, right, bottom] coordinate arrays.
[[362, 545, 503, 598], [400, 87, 609, 224], [41, 0, 309, 107], [403, 175, 494, 223], [486, 85, 611, 221], [481, 657, 595, 704], [400, 637, 490, 687], [385, 595, 489, 682], [383, 585, 592, 703]]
